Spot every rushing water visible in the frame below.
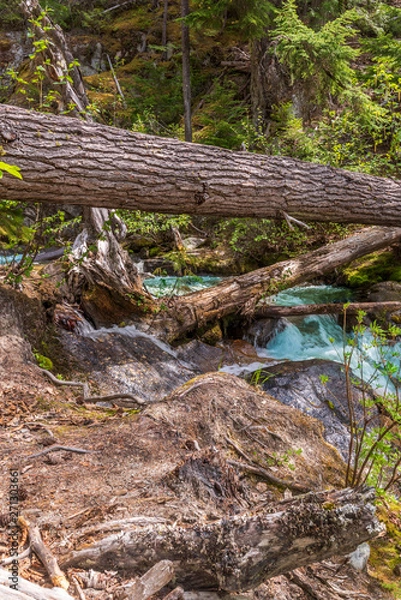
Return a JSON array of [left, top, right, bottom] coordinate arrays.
[[258, 285, 401, 393]]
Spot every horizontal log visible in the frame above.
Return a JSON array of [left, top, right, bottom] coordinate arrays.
[[1, 105, 401, 227], [63, 487, 383, 592], [253, 301, 401, 319]]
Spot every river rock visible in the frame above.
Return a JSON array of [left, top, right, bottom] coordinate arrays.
[[59, 324, 200, 402], [366, 281, 401, 325], [258, 359, 377, 459], [367, 281, 401, 302]]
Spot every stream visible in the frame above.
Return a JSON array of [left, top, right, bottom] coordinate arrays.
[[143, 277, 401, 394]]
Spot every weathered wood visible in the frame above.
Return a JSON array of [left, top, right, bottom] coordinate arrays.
[[253, 301, 401, 319], [28, 525, 69, 590], [63, 487, 383, 592], [157, 226, 401, 340], [121, 560, 174, 600], [0, 567, 74, 600], [1, 105, 401, 227]]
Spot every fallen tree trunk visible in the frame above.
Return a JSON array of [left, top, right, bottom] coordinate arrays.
[[63, 487, 383, 592], [156, 226, 401, 340], [253, 300, 401, 319], [1, 105, 401, 227]]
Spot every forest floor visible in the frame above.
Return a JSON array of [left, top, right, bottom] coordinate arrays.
[[0, 273, 398, 600]]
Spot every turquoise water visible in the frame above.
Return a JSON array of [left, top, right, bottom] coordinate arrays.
[[261, 285, 401, 393], [143, 275, 221, 298], [0, 254, 23, 265]]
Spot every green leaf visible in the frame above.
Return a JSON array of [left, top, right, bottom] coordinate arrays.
[[0, 161, 23, 180]]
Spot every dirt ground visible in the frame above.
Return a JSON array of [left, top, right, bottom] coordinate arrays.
[[0, 281, 396, 600]]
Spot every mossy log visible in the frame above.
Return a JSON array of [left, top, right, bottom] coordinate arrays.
[[63, 487, 383, 592]]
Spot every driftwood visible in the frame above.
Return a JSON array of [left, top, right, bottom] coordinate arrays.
[[63, 487, 383, 592], [1, 104, 401, 228], [39, 368, 145, 408], [253, 301, 401, 320]]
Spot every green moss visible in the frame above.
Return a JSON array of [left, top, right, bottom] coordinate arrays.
[[342, 251, 401, 288], [370, 499, 401, 598], [34, 352, 54, 371]]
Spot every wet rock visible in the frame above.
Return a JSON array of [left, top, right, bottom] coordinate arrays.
[[258, 359, 377, 459], [175, 340, 224, 372], [59, 325, 200, 402], [245, 317, 286, 347], [366, 281, 401, 325], [141, 257, 178, 275], [367, 281, 401, 302]]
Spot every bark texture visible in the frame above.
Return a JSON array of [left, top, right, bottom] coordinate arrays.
[[1, 105, 401, 227], [156, 226, 401, 340], [63, 487, 383, 592]]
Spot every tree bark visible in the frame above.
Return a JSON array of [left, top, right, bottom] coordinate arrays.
[[1, 105, 401, 227], [181, 0, 192, 142], [253, 301, 401, 319], [62, 487, 383, 592], [156, 226, 401, 340], [162, 0, 169, 59]]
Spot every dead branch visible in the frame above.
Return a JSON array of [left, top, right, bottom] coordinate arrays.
[[0, 567, 74, 599], [26, 445, 91, 459], [28, 525, 69, 590], [254, 301, 401, 320]]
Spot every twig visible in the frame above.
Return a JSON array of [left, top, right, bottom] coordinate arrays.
[[14, 421, 55, 438], [107, 54, 127, 107], [27, 445, 91, 459], [79, 393, 145, 407], [0, 546, 31, 566], [39, 367, 145, 407], [281, 210, 311, 230], [228, 459, 310, 493], [39, 368, 87, 391], [72, 576, 87, 600], [102, 0, 136, 14]]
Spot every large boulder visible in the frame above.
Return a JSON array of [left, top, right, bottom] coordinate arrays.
[[257, 359, 376, 459]]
